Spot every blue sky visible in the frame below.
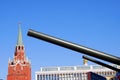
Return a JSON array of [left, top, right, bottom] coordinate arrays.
[[0, 0, 120, 80]]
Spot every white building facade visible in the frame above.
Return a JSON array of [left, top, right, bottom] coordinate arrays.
[[35, 64, 117, 80]]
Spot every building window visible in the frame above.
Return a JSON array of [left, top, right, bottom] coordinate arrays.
[[11, 62, 14, 65], [18, 46, 20, 50], [37, 75, 39, 80], [22, 46, 24, 50]]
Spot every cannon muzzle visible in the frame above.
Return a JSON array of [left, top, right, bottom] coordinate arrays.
[[27, 29, 120, 65]]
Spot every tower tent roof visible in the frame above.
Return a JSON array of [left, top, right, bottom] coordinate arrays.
[[17, 24, 23, 46]]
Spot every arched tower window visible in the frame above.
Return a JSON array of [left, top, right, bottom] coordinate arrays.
[[22, 46, 24, 50], [11, 62, 14, 65], [18, 46, 20, 50], [16, 47, 17, 51]]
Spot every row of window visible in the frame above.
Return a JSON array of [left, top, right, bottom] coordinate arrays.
[[16, 46, 24, 51], [37, 73, 88, 80], [95, 71, 116, 76]]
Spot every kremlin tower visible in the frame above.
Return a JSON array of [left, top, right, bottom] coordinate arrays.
[[7, 25, 31, 80]]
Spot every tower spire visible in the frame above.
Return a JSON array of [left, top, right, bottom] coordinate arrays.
[[17, 23, 23, 46]]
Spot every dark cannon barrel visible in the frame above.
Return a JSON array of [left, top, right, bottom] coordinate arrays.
[[83, 55, 120, 72], [27, 29, 120, 65]]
